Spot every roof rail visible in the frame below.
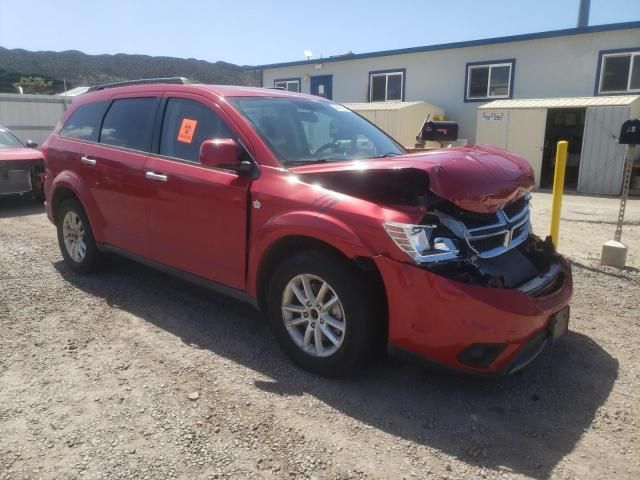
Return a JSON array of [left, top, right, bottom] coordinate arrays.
[[86, 77, 193, 93]]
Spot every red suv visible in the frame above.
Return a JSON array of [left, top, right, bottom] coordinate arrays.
[[43, 78, 572, 376]]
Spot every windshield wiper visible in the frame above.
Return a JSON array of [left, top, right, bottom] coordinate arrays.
[[286, 152, 401, 165], [285, 158, 336, 165]]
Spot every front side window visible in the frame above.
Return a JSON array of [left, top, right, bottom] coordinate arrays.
[[100, 98, 158, 151], [369, 71, 404, 102], [274, 79, 301, 92], [0, 127, 24, 148], [598, 51, 640, 94], [229, 97, 404, 165], [159, 98, 233, 163], [466, 61, 514, 101], [60, 101, 107, 142]]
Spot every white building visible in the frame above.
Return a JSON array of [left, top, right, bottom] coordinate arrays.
[[0, 93, 69, 144], [248, 21, 640, 194]]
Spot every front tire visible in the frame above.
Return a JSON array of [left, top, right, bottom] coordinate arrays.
[[56, 198, 107, 274], [266, 250, 380, 377]]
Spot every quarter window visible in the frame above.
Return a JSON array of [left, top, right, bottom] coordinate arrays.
[[369, 71, 404, 102], [274, 79, 301, 92], [466, 61, 514, 101], [60, 101, 107, 142], [99, 98, 158, 151], [598, 51, 640, 94], [159, 98, 233, 163]]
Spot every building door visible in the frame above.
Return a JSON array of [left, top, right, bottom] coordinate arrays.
[[476, 109, 509, 147], [477, 108, 547, 187], [505, 109, 547, 188], [310, 75, 333, 100], [577, 106, 629, 195]]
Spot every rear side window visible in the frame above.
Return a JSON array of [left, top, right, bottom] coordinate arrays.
[[100, 98, 158, 151], [159, 98, 233, 163], [60, 101, 107, 141]]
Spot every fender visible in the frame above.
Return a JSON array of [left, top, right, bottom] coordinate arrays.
[[246, 210, 378, 297], [49, 171, 107, 242]]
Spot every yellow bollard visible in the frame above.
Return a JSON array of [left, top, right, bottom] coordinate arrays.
[[549, 140, 568, 249]]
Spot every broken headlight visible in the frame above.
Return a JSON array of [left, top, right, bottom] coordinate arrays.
[[383, 222, 459, 263]]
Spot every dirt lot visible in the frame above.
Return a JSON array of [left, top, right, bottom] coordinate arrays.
[[1, 193, 639, 480]]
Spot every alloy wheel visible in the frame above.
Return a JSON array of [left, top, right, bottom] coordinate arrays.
[[62, 211, 87, 263], [281, 274, 346, 357]]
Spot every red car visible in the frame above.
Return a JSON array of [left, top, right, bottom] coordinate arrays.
[[0, 125, 45, 199], [43, 78, 572, 376]]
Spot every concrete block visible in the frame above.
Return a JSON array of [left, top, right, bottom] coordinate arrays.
[[600, 240, 628, 269]]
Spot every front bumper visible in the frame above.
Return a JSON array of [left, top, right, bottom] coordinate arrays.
[[375, 254, 573, 375]]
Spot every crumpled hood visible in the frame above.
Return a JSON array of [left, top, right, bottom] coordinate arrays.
[[0, 147, 44, 162], [288, 145, 534, 214]]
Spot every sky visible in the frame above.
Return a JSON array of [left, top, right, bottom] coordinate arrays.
[[0, 0, 638, 66]]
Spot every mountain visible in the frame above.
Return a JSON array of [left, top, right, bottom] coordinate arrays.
[[0, 47, 259, 93]]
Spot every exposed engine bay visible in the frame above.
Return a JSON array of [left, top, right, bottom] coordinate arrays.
[[399, 192, 564, 297]]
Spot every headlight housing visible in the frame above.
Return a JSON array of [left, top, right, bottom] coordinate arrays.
[[383, 222, 459, 263]]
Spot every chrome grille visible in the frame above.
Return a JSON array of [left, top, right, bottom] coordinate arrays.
[[436, 195, 531, 259]]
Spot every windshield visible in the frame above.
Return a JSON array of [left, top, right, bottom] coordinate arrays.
[[0, 127, 24, 148], [229, 97, 405, 164]]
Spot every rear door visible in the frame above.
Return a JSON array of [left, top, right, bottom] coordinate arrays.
[[91, 94, 161, 256], [144, 93, 251, 290], [48, 100, 109, 222]]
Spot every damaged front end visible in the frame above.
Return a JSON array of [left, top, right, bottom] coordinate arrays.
[[290, 146, 572, 373], [291, 145, 567, 298], [383, 193, 566, 297], [0, 159, 45, 196]]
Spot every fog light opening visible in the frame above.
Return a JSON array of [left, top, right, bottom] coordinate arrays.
[[457, 343, 508, 369]]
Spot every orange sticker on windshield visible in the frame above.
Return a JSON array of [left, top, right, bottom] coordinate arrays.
[[177, 118, 198, 143]]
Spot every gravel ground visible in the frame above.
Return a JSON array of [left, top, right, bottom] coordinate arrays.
[[1, 193, 639, 480]]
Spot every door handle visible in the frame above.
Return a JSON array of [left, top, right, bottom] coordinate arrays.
[[145, 171, 168, 182], [80, 155, 97, 166]]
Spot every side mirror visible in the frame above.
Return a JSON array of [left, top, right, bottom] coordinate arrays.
[[26, 139, 38, 149], [199, 138, 253, 174]]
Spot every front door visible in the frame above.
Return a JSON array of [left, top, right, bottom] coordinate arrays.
[[310, 75, 333, 100], [144, 94, 251, 290]]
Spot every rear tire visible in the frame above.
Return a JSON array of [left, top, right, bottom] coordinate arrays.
[[56, 198, 108, 274], [266, 250, 380, 377]]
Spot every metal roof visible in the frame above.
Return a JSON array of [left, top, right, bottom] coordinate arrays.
[[245, 21, 640, 70], [57, 86, 90, 97], [342, 101, 440, 111], [478, 96, 640, 109]]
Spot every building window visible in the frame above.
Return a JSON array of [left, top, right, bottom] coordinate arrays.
[[274, 78, 301, 92], [597, 50, 640, 94], [465, 60, 515, 101], [369, 70, 405, 102]]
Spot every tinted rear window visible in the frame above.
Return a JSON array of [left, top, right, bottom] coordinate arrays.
[[60, 101, 107, 142], [99, 98, 158, 152]]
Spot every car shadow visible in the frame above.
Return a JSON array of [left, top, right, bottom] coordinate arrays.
[[53, 257, 618, 479], [0, 196, 44, 218]]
